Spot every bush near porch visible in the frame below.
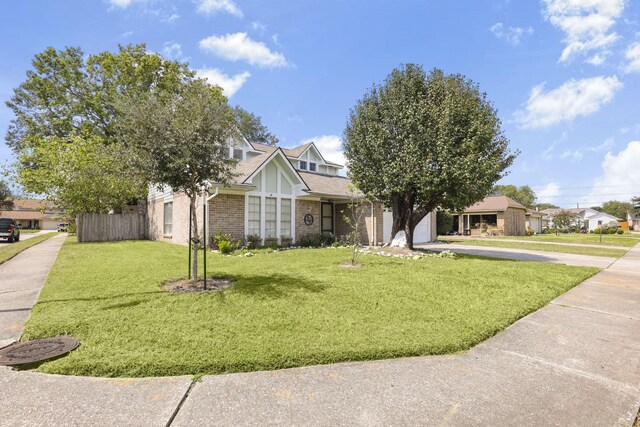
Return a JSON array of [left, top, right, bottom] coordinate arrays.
[[22, 238, 598, 378]]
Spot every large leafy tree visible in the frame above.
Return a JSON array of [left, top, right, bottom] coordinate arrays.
[[5, 44, 190, 211], [633, 196, 640, 213], [600, 200, 634, 219], [232, 106, 279, 146], [493, 185, 536, 207], [551, 210, 578, 235], [344, 65, 516, 248], [0, 181, 14, 210], [122, 78, 235, 281], [18, 136, 146, 215]]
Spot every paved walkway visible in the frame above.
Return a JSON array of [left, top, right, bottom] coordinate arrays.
[[420, 242, 617, 268], [442, 236, 633, 251], [0, 239, 638, 426]]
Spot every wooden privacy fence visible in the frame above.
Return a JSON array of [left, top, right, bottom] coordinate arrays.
[[77, 213, 147, 242]]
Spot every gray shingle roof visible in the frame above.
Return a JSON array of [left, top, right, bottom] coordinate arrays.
[[464, 196, 527, 213], [298, 172, 358, 198]]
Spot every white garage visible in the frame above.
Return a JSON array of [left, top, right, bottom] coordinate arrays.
[[382, 210, 436, 244]]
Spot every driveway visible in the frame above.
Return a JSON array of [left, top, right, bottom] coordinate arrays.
[[0, 238, 638, 426], [419, 242, 616, 268]]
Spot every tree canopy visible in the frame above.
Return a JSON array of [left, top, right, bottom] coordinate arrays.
[[493, 185, 536, 207], [232, 106, 278, 146], [5, 44, 276, 216], [550, 210, 577, 235], [343, 65, 516, 248], [0, 181, 14, 210], [600, 200, 633, 219]]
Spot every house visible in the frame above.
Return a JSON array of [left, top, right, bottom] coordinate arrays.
[[0, 199, 65, 230], [452, 195, 527, 236], [525, 209, 543, 234], [147, 137, 437, 247], [627, 212, 640, 231], [541, 208, 621, 231]]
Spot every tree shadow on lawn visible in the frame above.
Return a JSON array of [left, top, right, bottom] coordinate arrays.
[[220, 272, 327, 299]]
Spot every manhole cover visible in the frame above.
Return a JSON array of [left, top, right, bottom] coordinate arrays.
[[0, 336, 79, 365]]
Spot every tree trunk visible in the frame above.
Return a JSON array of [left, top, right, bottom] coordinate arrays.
[[190, 195, 198, 282], [387, 194, 411, 246]]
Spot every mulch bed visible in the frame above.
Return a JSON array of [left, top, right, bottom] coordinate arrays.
[[164, 277, 235, 293]]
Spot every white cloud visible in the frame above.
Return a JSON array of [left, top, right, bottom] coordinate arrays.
[[299, 135, 346, 168], [195, 0, 242, 17], [515, 76, 622, 128], [624, 42, 640, 73], [195, 68, 250, 97], [110, 0, 137, 7], [537, 182, 561, 203], [542, 0, 626, 64], [585, 141, 640, 206], [199, 33, 288, 68], [162, 42, 183, 60], [161, 13, 180, 23], [587, 136, 615, 152], [490, 23, 534, 46], [251, 21, 267, 34], [121, 30, 134, 38], [560, 150, 584, 161]]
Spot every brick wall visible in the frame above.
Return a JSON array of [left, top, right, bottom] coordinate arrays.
[[147, 192, 204, 246], [335, 201, 383, 245], [208, 194, 245, 243], [296, 200, 321, 239]]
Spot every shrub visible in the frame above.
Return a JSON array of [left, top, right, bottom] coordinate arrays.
[[296, 233, 336, 248], [245, 234, 261, 249], [210, 231, 239, 253], [526, 227, 535, 236], [617, 228, 624, 235], [607, 228, 617, 234], [436, 210, 453, 235], [594, 228, 601, 234]]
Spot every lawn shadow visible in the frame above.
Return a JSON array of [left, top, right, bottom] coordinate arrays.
[[35, 291, 165, 306], [225, 272, 327, 299]]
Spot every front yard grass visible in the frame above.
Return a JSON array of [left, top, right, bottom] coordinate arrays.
[[23, 238, 598, 378], [0, 232, 59, 265], [439, 237, 628, 258]]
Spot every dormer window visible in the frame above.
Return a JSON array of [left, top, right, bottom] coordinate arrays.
[[299, 161, 307, 170], [309, 162, 316, 172], [233, 148, 243, 160]]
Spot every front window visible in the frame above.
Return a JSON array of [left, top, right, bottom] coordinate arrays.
[[299, 161, 307, 170], [281, 199, 292, 238], [249, 196, 261, 236], [265, 197, 277, 238], [309, 162, 316, 172], [233, 148, 243, 160], [163, 202, 173, 236]]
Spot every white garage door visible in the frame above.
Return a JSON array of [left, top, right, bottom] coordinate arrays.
[[383, 211, 432, 244]]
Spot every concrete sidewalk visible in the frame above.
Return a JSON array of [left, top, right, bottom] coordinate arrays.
[[0, 238, 638, 426], [420, 242, 617, 268]]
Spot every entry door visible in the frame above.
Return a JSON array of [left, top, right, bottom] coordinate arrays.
[[321, 202, 334, 234]]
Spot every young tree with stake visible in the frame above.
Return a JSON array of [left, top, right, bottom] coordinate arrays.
[[122, 78, 235, 281]]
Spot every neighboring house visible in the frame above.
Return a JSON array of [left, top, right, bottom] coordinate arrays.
[[452, 195, 527, 236], [0, 199, 65, 230], [525, 210, 543, 234], [627, 212, 640, 231], [147, 137, 437, 246], [541, 208, 621, 231]]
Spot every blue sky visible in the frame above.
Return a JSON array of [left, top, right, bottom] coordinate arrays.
[[1, 0, 639, 208]]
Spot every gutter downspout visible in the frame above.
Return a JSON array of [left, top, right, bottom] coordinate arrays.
[[205, 185, 220, 247], [370, 200, 375, 246]]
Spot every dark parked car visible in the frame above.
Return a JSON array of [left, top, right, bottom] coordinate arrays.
[[0, 218, 21, 243]]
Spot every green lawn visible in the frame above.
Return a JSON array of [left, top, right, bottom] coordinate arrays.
[[0, 232, 59, 265], [23, 238, 598, 378], [439, 237, 628, 258], [18, 229, 41, 234], [494, 233, 639, 248]]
